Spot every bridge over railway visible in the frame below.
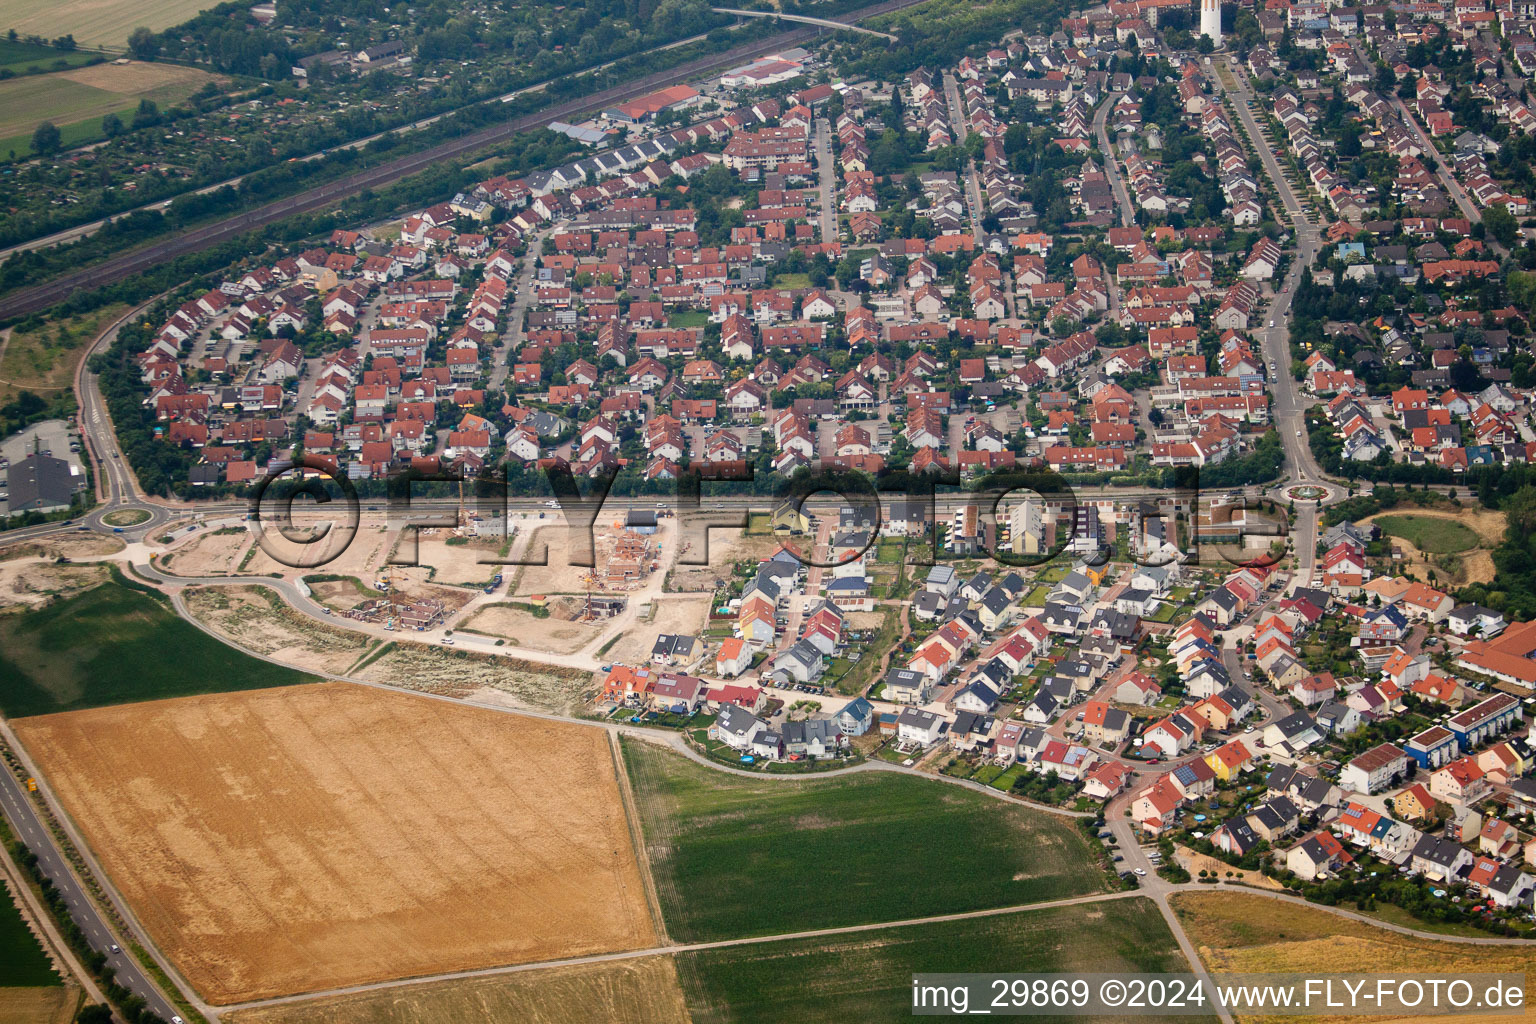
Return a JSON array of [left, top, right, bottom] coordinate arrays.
[[711, 7, 899, 40]]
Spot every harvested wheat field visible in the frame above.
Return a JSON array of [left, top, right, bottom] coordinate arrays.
[[1361, 506, 1505, 587], [13, 682, 658, 1005], [226, 956, 690, 1024], [0, 988, 78, 1024], [1173, 891, 1536, 1024]]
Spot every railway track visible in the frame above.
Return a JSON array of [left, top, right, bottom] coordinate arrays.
[[0, 0, 918, 320]]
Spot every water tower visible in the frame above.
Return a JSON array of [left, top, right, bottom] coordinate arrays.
[[1200, 0, 1222, 46]]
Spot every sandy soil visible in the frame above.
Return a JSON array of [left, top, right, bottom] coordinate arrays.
[[358, 643, 596, 714], [182, 586, 375, 677], [0, 560, 109, 609], [512, 520, 669, 597], [406, 535, 507, 587], [0, 535, 124, 562], [668, 524, 781, 593], [158, 528, 251, 577], [14, 683, 657, 1005], [602, 598, 710, 666], [461, 600, 604, 655], [224, 957, 691, 1024], [1361, 507, 1505, 587]]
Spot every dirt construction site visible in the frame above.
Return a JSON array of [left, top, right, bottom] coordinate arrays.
[[12, 682, 659, 1005], [182, 586, 598, 713]]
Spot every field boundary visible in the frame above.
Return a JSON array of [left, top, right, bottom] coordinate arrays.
[[610, 731, 669, 946], [219, 891, 1148, 1014]]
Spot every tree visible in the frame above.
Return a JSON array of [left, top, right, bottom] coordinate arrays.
[[1483, 205, 1517, 248], [30, 121, 61, 155], [127, 26, 159, 60], [101, 112, 123, 138]]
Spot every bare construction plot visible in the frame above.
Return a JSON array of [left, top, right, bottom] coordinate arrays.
[[13, 683, 658, 1004]]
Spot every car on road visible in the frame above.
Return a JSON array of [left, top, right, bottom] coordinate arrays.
[[1134, 868, 1147, 876], [439, 636, 454, 645], [1296, 429, 1303, 437], [1268, 320, 1275, 327], [109, 944, 120, 954]]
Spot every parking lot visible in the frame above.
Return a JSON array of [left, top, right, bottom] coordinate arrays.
[[0, 418, 84, 516]]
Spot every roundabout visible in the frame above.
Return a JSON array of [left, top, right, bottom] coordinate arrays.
[[1286, 485, 1329, 502]]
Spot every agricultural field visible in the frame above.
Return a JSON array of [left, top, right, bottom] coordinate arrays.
[[0, 62, 220, 158], [13, 683, 659, 1004], [0, 878, 73, 1024], [1172, 892, 1536, 1024], [226, 957, 691, 1024], [621, 740, 1110, 944], [5, 2, 215, 51], [0, 40, 96, 75], [0, 578, 317, 717], [0, 305, 126, 407], [676, 897, 1201, 1024]]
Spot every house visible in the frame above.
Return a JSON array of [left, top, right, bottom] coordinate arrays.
[[1339, 743, 1408, 795], [1205, 739, 1254, 781], [715, 637, 753, 678], [835, 697, 875, 736], [1287, 832, 1352, 881], [713, 704, 769, 753], [884, 668, 932, 705], [897, 708, 947, 747]]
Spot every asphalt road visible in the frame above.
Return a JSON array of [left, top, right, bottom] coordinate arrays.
[[0, 753, 183, 1023]]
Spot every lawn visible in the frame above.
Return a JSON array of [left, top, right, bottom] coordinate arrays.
[[621, 740, 1109, 943], [1372, 514, 1480, 555], [0, 40, 95, 75], [1021, 583, 1051, 607], [0, 578, 319, 718], [675, 897, 1204, 1024], [668, 310, 710, 328], [770, 272, 812, 289], [0, 888, 61, 988]]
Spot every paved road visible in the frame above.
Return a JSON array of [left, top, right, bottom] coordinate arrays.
[[1093, 91, 1136, 229], [813, 117, 838, 245], [1216, 55, 1335, 577], [940, 73, 987, 240], [0, 744, 184, 1023]]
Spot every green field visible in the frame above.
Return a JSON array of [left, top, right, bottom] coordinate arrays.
[[676, 897, 1204, 1024], [0, 578, 319, 718], [1372, 514, 1480, 554], [621, 740, 1109, 943], [0, 887, 61, 988], [0, 40, 95, 75], [0, 61, 216, 159]]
